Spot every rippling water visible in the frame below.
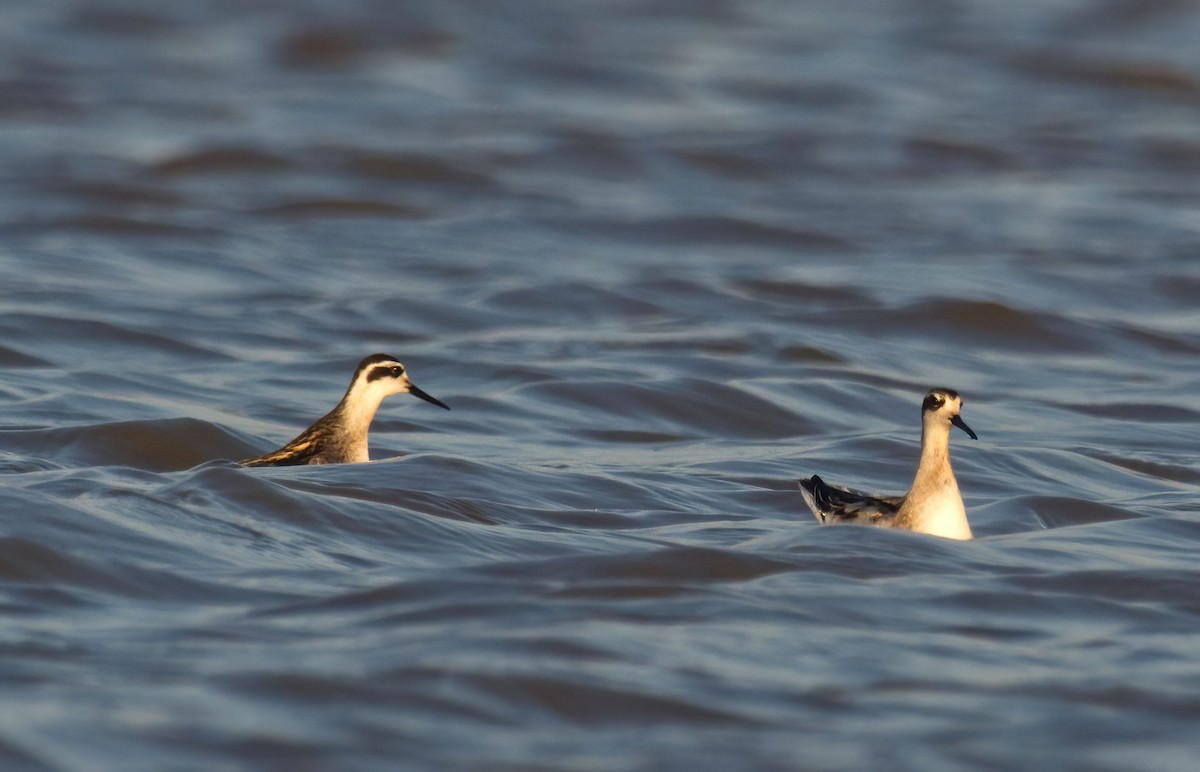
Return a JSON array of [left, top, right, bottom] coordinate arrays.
[[2, 1, 1199, 769]]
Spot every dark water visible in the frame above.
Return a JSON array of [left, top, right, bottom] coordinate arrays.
[[2, 1, 1199, 769]]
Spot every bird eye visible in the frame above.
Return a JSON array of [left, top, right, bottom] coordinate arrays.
[[392, 366, 404, 377]]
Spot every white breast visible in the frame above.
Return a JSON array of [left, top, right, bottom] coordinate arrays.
[[913, 487, 973, 540]]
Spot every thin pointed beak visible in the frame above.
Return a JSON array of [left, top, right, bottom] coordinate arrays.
[[951, 414, 977, 440], [407, 382, 450, 410]]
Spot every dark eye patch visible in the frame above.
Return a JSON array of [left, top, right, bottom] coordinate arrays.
[[922, 393, 945, 412], [366, 364, 403, 382]]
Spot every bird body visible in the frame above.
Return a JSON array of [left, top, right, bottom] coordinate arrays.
[[241, 353, 449, 467], [799, 388, 976, 540]]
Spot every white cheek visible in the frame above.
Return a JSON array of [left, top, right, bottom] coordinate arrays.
[[363, 380, 398, 400]]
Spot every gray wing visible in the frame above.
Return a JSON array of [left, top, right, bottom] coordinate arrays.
[[798, 475, 904, 526]]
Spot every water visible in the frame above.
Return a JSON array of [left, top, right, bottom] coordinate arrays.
[[2, 1, 1198, 769]]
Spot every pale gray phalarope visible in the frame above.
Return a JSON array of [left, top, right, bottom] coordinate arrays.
[[241, 353, 449, 467], [799, 388, 977, 539]]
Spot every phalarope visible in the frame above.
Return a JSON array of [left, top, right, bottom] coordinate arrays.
[[241, 353, 449, 467], [798, 387, 977, 539]]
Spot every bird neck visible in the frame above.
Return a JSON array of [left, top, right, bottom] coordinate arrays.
[[333, 383, 388, 442], [904, 418, 972, 539], [916, 419, 953, 481]]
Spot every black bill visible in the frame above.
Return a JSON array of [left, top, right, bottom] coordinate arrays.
[[409, 383, 450, 410], [950, 414, 977, 440]]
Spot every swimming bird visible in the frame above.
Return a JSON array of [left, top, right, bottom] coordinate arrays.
[[798, 387, 977, 539], [241, 353, 449, 467]]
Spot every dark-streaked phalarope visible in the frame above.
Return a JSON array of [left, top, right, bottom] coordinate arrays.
[[799, 387, 977, 540], [241, 353, 449, 467]]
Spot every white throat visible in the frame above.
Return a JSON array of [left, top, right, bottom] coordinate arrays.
[[342, 380, 394, 429]]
